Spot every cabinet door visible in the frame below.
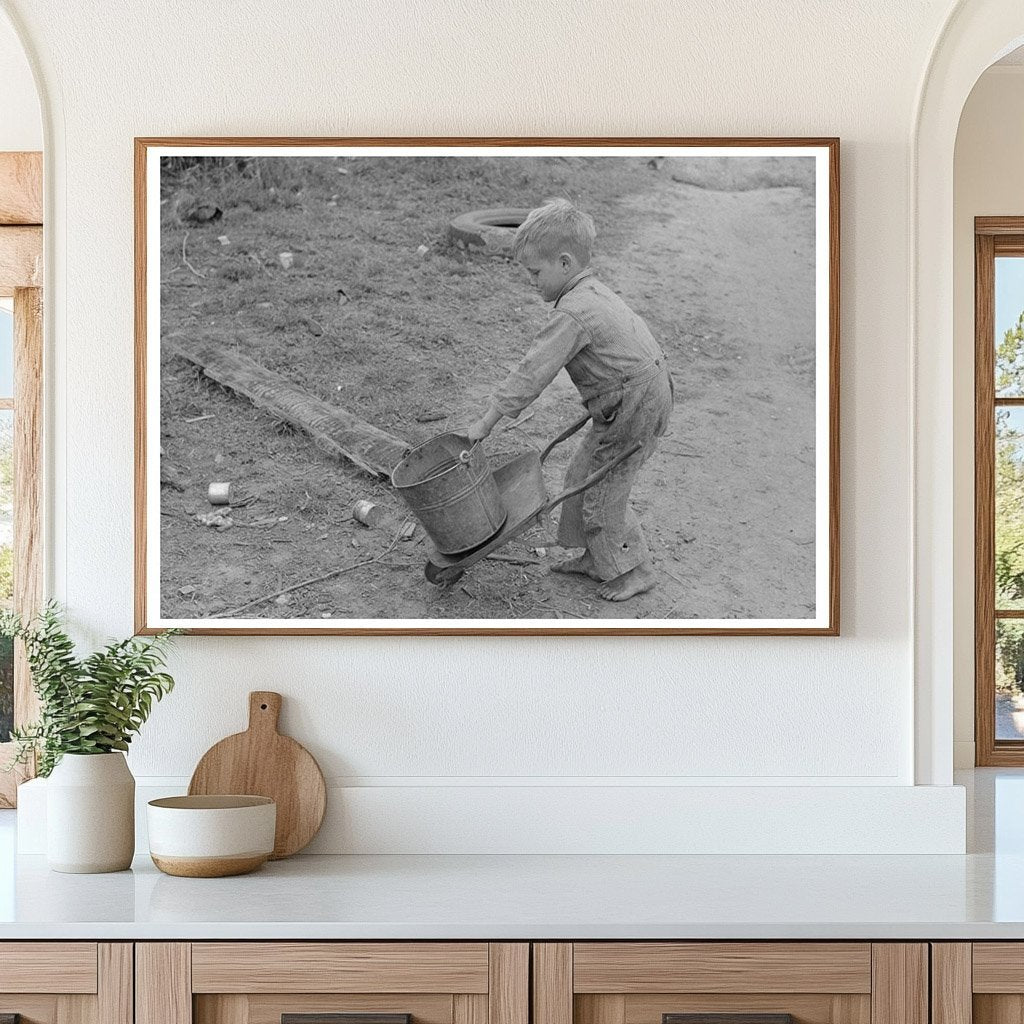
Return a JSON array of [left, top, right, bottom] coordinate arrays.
[[0, 943, 131, 1024], [533, 944, 928, 1024], [939, 943, 1024, 1024], [137, 943, 528, 1024]]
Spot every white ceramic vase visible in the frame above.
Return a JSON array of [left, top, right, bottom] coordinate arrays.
[[46, 752, 135, 873]]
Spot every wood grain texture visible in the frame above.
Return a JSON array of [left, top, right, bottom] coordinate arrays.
[[488, 944, 528, 1024], [0, 153, 42, 225], [573, 944, 871, 994], [245, 995, 450, 1024], [188, 691, 326, 858], [0, 999, 58, 1024], [931, 945, 972, 1024], [57, 993, 95, 1024], [977, 218, 1024, 236], [977, 229, 998, 766], [97, 945, 132, 1024], [974, 995, 1024, 1024], [663, 1015, 793, 1024], [870, 945, 927, 1024], [191, 943, 489, 994], [453, 994, 487, 1024], [0, 943, 97, 993], [624, 995, 866, 1024], [971, 944, 1024, 991], [0, 226, 42, 295], [14, 286, 43, 734], [134, 135, 839, 637], [282, 1016, 410, 1024], [195, 995, 248, 1024], [576, 996, 625, 1024], [133, 136, 148, 634], [136, 943, 192, 1024], [534, 944, 572, 1024]]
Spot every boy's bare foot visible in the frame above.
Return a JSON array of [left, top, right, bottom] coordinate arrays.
[[551, 551, 601, 580], [598, 563, 657, 601]]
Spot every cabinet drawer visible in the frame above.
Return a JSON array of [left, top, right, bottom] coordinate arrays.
[[0, 942, 98, 993], [534, 943, 926, 1024], [0, 943, 130, 1024], [572, 944, 871, 994], [139, 942, 528, 1024], [191, 943, 491, 993]]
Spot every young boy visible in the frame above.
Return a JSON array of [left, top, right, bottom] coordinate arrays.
[[465, 198, 673, 602]]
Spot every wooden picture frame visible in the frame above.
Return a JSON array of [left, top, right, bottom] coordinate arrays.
[[135, 137, 839, 636]]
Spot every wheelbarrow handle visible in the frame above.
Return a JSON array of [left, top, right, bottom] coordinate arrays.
[[539, 413, 592, 464], [543, 441, 644, 513]]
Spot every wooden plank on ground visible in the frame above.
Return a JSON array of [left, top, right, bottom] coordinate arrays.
[[0, 152, 42, 224], [165, 334, 409, 478]]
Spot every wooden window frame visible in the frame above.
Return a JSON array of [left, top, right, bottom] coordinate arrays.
[[0, 151, 43, 806]]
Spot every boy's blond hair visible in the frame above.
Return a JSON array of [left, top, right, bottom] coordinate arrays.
[[512, 197, 596, 264]]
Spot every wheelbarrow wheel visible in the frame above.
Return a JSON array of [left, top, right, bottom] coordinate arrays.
[[425, 561, 465, 586]]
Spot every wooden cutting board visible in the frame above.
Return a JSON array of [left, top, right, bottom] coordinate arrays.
[[188, 691, 327, 859]]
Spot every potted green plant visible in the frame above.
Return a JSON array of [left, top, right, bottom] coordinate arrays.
[[1, 602, 179, 873]]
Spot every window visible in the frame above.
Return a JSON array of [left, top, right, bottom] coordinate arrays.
[[0, 151, 43, 806], [975, 219, 1024, 764]]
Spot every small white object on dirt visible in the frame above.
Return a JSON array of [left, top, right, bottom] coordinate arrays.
[[217, 235, 230, 246], [208, 481, 232, 505], [399, 522, 417, 541], [278, 252, 295, 269], [274, 594, 291, 606], [416, 244, 429, 257], [278, 516, 288, 522], [352, 499, 383, 528], [179, 585, 196, 597], [196, 511, 232, 530], [534, 547, 547, 557], [214, 453, 225, 465]]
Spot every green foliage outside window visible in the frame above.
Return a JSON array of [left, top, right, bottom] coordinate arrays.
[[996, 311, 1024, 693]]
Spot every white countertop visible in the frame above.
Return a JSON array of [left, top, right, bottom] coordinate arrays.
[[0, 849, 1021, 941], [2, 768, 1023, 941]]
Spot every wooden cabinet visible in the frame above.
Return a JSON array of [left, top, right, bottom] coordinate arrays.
[[0, 943, 132, 1024], [0, 938, 954, 1024], [136, 944, 528, 1024], [532, 944, 929, 1024], [932, 943, 1024, 1024]]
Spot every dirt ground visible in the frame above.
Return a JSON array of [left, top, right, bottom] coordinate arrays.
[[157, 155, 817, 622]]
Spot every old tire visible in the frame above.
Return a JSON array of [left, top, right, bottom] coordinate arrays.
[[448, 208, 531, 255]]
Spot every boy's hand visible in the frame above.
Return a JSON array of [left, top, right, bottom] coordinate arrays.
[[463, 405, 503, 442], [465, 418, 493, 441]]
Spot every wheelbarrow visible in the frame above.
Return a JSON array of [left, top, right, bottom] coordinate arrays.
[[410, 414, 641, 586]]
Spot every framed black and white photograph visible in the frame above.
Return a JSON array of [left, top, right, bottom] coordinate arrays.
[[135, 137, 839, 636]]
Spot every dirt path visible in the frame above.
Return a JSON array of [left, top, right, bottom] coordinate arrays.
[[159, 159, 817, 622]]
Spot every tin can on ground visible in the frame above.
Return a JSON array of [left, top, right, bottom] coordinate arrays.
[[352, 499, 383, 527], [208, 482, 232, 505]]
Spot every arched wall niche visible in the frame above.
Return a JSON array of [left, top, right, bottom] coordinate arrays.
[[914, 1, 1024, 784]]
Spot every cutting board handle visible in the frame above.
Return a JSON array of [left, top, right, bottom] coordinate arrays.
[[248, 691, 282, 734]]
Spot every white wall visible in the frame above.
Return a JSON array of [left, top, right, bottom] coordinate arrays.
[[953, 66, 1024, 767], [0, 9, 39, 151], [2, 0, 972, 852]]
